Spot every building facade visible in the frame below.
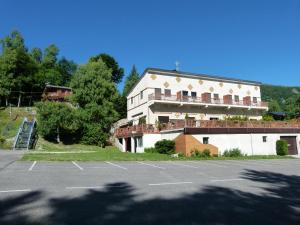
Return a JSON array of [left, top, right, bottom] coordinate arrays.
[[127, 68, 268, 125], [115, 68, 300, 156]]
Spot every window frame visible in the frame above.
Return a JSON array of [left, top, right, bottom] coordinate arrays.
[[203, 137, 209, 144], [262, 136, 267, 142]]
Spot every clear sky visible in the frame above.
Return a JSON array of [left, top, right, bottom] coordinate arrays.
[[1, 0, 299, 90]]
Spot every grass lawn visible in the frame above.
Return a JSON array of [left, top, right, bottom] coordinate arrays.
[[21, 139, 294, 161]]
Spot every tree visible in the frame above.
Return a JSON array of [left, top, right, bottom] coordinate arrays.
[[57, 58, 77, 86], [123, 65, 139, 97], [30, 47, 42, 63], [268, 99, 281, 112], [0, 31, 38, 107], [70, 59, 119, 146], [42, 44, 59, 69], [89, 53, 124, 83], [36, 101, 78, 143]]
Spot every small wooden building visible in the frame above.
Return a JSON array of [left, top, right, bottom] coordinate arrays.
[[42, 84, 72, 101]]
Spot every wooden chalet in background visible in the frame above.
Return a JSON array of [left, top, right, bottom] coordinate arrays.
[[42, 84, 72, 101]]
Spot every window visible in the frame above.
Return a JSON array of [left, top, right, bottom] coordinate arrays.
[[158, 116, 169, 124], [213, 94, 219, 100], [182, 91, 188, 96], [131, 97, 133, 104], [210, 117, 219, 121], [253, 97, 257, 103], [234, 95, 239, 102], [263, 136, 267, 142], [191, 92, 197, 98], [203, 137, 209, 144], [165, 89, 171, 97], [140, 91, 143, 99]]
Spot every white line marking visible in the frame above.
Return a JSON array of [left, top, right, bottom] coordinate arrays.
[[137, 161, 165, 169], [190, 161, 227, 168], [66, 186, 103, 190], [28, 161, 37, 171], [72, 161, 83, 171], [169, 162, 199, 168], [0, 189, 31, 193], [105, 161, 128, 170], [149, 181, 193, 186], [210, 178, 245, 183]]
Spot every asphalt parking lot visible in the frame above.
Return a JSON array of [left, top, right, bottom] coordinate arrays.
[[1, 159, 300, 225]]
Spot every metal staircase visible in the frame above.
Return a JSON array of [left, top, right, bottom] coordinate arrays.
[[13, 117, 37, 150]]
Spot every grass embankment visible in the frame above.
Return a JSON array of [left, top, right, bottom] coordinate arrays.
[[22, 139, 294, 161], [0, 107, 35, 149]]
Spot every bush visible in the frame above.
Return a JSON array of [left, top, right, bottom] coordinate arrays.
[[154, 139, 175, 154], [223, 148, 243, 157], [144, 147, 158, 153], [0, 136, 5, 144], [276, 140, 288, 156], [191, 148, 211, 158], [178, 152, 185, 157]]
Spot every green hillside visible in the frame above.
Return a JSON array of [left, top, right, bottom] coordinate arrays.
[[261, 84, 300, 111], [0, 107, 35, 149]]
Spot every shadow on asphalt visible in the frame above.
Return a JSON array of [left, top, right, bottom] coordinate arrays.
[[0, 169, 300, 225]]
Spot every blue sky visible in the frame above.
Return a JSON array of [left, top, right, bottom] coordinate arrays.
[[1, 0, 299, 90]]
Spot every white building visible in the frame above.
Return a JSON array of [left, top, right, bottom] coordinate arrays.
[[115, 68, 300, 156], [127, 68, 268, 124]]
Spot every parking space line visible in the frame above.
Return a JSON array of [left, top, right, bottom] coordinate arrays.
[[137, 161, 165, 169], [105, 161, 128, 170], [210, 178, 245, 183], [0, 189, 31, 193], [148, 181, 193, 186], [66, 186, 103, 190], [190, 161, 227, 168], [72, 161, 84, 171], [28, 161, 37, 171], [168, 161, 199, 168]]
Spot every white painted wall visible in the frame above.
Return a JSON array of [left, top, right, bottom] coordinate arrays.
[[127, 69, 266, 124], [192, 133, 300, 156]]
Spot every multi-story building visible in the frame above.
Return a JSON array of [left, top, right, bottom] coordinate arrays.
[[115, 68, 300, 157], [127, 68, 268, 125]]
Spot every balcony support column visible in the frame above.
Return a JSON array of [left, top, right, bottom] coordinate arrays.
[[131, 137, 136, 153], [122, 138, 126, 152]]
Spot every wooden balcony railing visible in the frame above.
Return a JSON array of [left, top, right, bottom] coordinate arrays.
[[115, 120, 300, 137], [148, 93, 268, 108], [115, 124, 159, 137]]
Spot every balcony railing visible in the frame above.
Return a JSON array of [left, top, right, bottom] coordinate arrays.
[[115, 119, 300, 137], [115, 124, 159, 137], [148, 93, 268, 108]]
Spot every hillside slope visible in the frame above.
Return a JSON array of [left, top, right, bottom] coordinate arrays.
[[0, 107, 35, 149], [261, 84, 300, 109]]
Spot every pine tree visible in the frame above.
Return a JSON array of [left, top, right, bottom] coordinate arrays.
[[123, 65, 139, 97]]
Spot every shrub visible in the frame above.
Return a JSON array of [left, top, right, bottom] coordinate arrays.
[[202, 149, 211, 157], [262, 114, 274, 121], [178, 152, 185, 157], [191, 148, 211, 158], [223, 148, 243, 157], [144, 147, 158, 153], [276, 140, 288, 156], [154, 139, 175, 154], [0, 136, 5, 144]]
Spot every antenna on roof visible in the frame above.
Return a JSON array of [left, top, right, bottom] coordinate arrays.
[[175, 61, 180, 71]]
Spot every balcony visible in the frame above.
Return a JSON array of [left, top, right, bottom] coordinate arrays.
[[148, 93, 268, 109], [115, 124, 159, 137], [115, 119, 300, 137]]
